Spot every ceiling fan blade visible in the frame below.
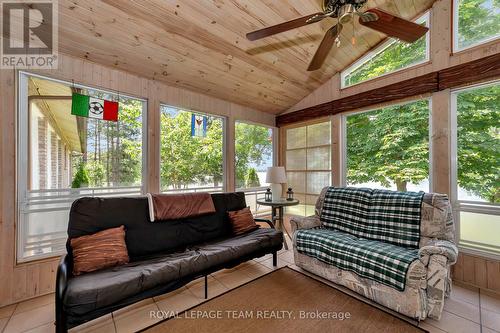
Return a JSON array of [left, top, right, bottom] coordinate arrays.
[[246, 12, 326, 41], [307, 24, 343, 71], [358, 8, 428, 43]]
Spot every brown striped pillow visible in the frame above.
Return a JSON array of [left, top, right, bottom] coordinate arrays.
[[228, 207, 259, 235], [70, 225, 129, 276]]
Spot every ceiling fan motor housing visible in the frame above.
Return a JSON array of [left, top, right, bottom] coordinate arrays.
[[323, 0, 367, 17]]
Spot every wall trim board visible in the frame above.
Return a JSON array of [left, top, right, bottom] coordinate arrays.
[[277, 53, 500, 127]]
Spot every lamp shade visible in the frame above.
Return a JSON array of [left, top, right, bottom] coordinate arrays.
[[266, 166, 287, 183]]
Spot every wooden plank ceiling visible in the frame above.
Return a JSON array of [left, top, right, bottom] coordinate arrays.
[[58, 0, 435, 114]]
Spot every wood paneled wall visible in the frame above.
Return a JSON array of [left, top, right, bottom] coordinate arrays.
[[0, 53, 275, 307], [453, 253, 500, 294], [280, 0, 500, 293]]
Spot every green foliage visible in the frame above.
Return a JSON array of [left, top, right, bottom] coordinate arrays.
[[235, 122, 272, 188], [160, 111, 223, 189], [86, 160, 105, 187], [457, 0, 500, 49], [345, 20, 427, 86], [246, 168, 261, 188], [71, 163, 90, 188], [457, 85, 499, 203], [346, 100, 430, 192]]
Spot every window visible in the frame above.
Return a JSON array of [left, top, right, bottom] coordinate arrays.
[[285, 121, 332, 216], [344, 99, 430, 192], [18, 73, 146, 262], [160, 105, 225, 193], [452, 82, 499, 253], [341, 13, 429, 88], [235, 121, 274, 216], [454, 0, 500, 52]]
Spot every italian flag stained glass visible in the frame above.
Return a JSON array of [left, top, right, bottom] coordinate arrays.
[[71, 93, 119, 121]]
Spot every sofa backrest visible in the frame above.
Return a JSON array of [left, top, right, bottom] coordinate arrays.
[[67, 192, 247, 259], [320, 187, 424, 248], [317, 187, 455, 248]]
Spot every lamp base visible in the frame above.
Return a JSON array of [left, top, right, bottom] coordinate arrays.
[[270, 183, 282, 201]]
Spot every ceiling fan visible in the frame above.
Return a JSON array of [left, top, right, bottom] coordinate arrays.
[[246, 0, 429, 71]]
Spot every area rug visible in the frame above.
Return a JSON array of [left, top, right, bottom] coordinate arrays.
[[142, 267, 426, 333]]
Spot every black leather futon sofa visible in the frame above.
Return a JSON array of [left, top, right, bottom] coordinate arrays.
[[55, 192, 283, 332]]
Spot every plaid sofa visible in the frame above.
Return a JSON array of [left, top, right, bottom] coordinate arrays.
[[291, 187, 458, 320]]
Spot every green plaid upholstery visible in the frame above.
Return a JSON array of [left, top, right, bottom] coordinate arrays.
[[296, 228, 419, 291], [320, 187, 424, 248]]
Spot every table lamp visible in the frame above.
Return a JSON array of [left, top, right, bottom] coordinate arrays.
[[266, 166, 287, 201]]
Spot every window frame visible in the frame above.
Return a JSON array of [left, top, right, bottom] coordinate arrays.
[[340, 11, 431, 89], [17, 71, 148, 263], [158, 103, 227, 194], [452, 0, 500, 53], [450, 80, 500, 255], [340, 97, 433, 192]]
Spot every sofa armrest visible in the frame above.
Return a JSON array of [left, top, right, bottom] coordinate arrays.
[[254, 218, 275, 229], [290, 216, 321, 234], [419, 239, 458, 265]]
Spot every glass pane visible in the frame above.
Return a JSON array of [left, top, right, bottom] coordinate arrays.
[[456, 0, 500, 50], [460, 211, 500, 252], [235, 122, 273, 189], [286, 149, 306, 171], [160, 106, 224, 193], [343, 16, 428, 87], [286, 127, 306, 149], [307, 171, 331, 194], [307, 146, 330, 170], [286, 172, 306, 194], [307, 121, 331, 146], [28, 77, 144, 190], [346, 99, 430, 192], [456, 84, 499, 203]]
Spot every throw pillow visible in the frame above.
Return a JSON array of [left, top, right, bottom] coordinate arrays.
[[70, 225, 129, 275], [228, 207, 259, 235]]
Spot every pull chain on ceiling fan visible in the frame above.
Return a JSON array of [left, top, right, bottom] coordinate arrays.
[[246, 0, 429, 71]]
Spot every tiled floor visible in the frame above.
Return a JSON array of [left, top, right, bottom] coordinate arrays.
[[1, 249, 499, 333]]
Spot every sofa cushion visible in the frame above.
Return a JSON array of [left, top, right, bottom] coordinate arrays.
[[64, 228, 282, 316], [320, 187, 424, 248], [71, 225, 129, 275], [67, 193, 247, 259], [295, 228, 419, 291], [228, 207, 259, 235]]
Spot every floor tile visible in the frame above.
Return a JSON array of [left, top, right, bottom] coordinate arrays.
[[113, 301, 159, 333], [3, 303, 54, 333], [112, 298, 155, 317], [0, 317, 9, 332], [24, 322, 55, 333], [253, 254, 272, 262], [481, 308, 500, 332], [187, 276, 228, 299], [443, 297, 480, 323], [449, 284, 480, 306], [424, 310, 480, 333], [14, 294, 54, 315], [0, 304, 16, 319], [260, 257, 287, 270], [418, 321, 447, 333], [153, 287, 190, 303], [278, 250, 294, 264], [70, 314, 115, 333], [481, 291, 500, 314], [238, 262, 272, 279], [210, 269, 249, 291], [155, 288, 202, 316], [483, 327, 499, 333]]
